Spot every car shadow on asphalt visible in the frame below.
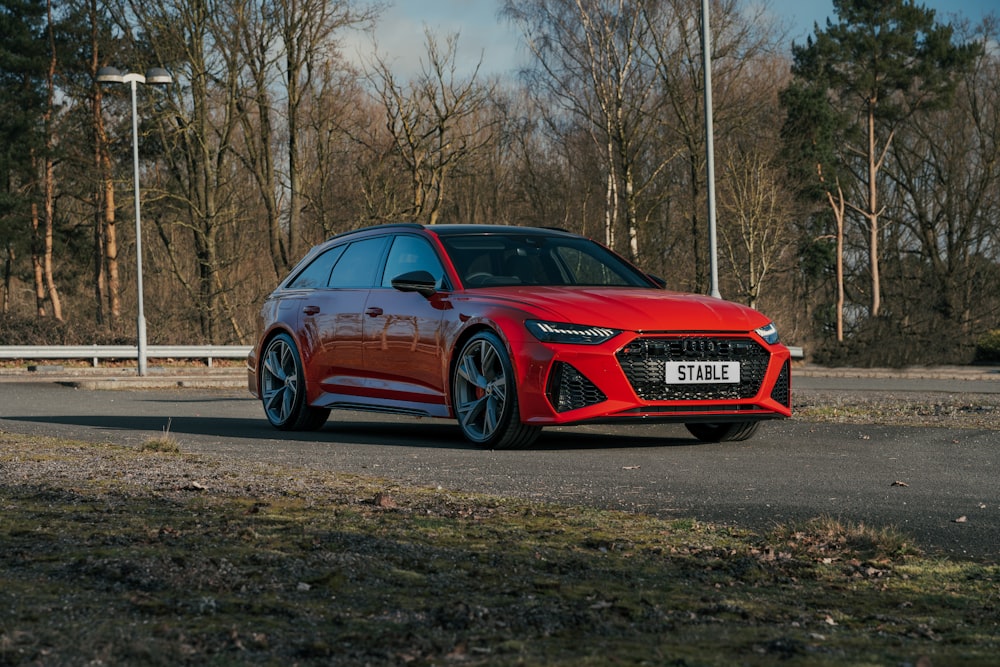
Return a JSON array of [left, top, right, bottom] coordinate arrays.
[[5, 414, 699, 450]]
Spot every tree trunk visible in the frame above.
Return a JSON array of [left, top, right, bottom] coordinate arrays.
[[92, 120, 119, 326], [31, 202, 46, 317], [90, 0, 120, 324], [42, 150, 63, 321], [827, 186, 846, 342], [103, 158, 120, 321], [604, 138, 616, 249], [42, 0, 62, 321], [2, 244, 13, 314], [867, 101, 881, 318]]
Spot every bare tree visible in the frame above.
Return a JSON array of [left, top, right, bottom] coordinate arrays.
[[717, 142, 792, 309], [226, 0, 376, 274], [86, 0, 122, 325], [104, 0, 242, 341], [276, 0, 377, 262], [887, 17, 1000, 350], [504, 0, 668, 261], [226, 0, 283, 278], [36, 0, 63, 321], [644, 0, 782, 291], [301, 61, 375, 235], [369, 30, 497, 225]]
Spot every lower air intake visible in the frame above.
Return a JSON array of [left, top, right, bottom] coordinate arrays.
[[547, 362, 607, 413]]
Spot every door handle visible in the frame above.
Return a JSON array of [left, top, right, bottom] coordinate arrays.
[[366, 307, 383, 317], [303, 305, 320, 316]]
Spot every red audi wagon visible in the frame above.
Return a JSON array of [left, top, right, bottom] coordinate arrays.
[[248, 224, 792, 448]]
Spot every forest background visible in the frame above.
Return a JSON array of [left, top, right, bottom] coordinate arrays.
[[1, 0, 998, 367]]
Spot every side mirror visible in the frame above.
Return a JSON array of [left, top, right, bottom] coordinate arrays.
[[647, 274, 667, 289], [391, 270, 438, 297]]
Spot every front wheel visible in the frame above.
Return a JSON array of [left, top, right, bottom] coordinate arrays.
[[452, 331, 541, 449], [685, 421, 760, 443], [259, 333, 329, 431]]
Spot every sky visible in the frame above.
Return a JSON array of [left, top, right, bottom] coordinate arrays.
[[348, 0, 997, 78]]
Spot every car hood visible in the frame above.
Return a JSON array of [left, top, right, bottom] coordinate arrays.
[[465, 286, 769, 333]]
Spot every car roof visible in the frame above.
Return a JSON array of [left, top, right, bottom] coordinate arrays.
[[427, 224, 575, 238], [325, 223, 578, 243]]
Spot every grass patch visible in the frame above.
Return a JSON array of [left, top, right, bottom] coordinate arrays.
[[794, 393, 1000, 430], [139, 418, 182, 454], [1, 432, 997, 666]]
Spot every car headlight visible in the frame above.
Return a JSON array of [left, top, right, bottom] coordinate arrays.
[[755, 322, 780, 345], [525, 320, 621, 345]]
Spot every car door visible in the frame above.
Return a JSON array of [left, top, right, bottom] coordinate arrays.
[[299, 235, 389, 400], [362, 234, 450, 409]]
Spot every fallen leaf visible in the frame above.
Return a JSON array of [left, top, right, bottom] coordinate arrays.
[[953, 515, 968, 523], [621, 465, 640, 470], [891, 480, 909, 487]]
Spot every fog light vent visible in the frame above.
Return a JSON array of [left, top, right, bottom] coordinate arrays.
[[547, 362, 607, 413], [771, 360, 791, 408]]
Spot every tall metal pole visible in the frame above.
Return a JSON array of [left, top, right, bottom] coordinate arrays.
[[702, 0, 722, 299], [96, 66, 171, 376], [127, 76, 148, 376]]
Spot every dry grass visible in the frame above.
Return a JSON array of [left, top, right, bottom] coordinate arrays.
[[794, 390, 1000, 430], [1, 431, 997, 666]]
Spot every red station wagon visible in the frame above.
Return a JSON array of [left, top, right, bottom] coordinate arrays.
[[248, 224, 792, 448]]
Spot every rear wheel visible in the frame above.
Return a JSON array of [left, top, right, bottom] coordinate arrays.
[[260, 333, 329, 431], [452, 331, 541, 449], [685, 421, 760, 443]]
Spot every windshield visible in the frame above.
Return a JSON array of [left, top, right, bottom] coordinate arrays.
[[440, 233, 654, 288]]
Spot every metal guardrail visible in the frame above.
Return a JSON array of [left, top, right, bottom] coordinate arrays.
[[0, 345, 252, 367]]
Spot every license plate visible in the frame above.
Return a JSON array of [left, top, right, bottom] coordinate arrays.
[[664, 361, 741, 384]]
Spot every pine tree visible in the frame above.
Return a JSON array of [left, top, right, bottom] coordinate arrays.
[[783, 0, 980, 327], [0, 0, 49, 315]]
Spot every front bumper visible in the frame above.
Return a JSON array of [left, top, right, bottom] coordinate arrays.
[[515, 332, 792, 425]]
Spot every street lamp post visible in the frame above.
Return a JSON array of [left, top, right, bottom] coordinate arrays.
[[701, 0, 721, 300], [96, 66, 172, 376]]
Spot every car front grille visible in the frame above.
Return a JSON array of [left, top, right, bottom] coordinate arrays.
[[615, 337, 771, 401], [547, 362, 607, 412]]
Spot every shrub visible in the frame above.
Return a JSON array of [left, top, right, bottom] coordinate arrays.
[[974, 329, 1000, 363], [0, 314, 131, 346]]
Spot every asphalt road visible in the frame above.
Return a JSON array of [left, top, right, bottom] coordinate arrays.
[[1, 374, 997, 561]]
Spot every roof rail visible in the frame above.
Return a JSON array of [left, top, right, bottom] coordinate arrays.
[[325, 222, 424, 242]]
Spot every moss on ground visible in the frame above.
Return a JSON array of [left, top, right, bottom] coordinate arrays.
[[1, 433, 997, 666]]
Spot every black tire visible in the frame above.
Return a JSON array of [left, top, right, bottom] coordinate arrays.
[[452, 331, 541, 449], [259, 333, 329, 431], [685, 421, 760, 443]]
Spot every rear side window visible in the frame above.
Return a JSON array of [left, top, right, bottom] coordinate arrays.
[[329, 237, 389, 288], [287, 245, 346, 288]]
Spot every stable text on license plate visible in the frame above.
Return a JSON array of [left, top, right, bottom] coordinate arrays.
[[664, 361, 741, 384]]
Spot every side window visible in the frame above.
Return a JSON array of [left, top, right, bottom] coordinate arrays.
[[328, 237, 389, 288], [381, 235, 445, 288], [287, 245, 346, 289]]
